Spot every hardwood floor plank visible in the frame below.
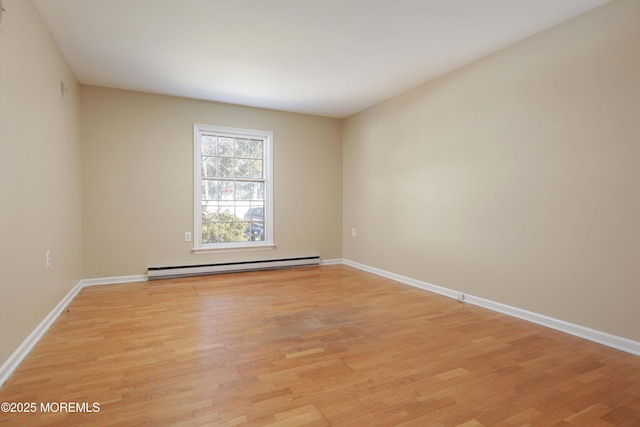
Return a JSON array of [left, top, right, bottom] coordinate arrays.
[[0, 265, 639, 425]]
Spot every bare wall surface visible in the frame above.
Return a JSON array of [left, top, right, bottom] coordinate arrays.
[[343, 0, 640, 341], [0, 1, 83, 365], [81, 86, 343, 278]]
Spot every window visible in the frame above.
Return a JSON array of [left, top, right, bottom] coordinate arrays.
[[193, 124, 273, 251]]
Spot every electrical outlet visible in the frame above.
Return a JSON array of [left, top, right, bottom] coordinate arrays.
[[46, 250, 51, 267], [351, 228, 356, 237], [184, 232, 192, 242]]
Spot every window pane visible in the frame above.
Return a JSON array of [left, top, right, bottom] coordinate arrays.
[[244, 205, 263, 241], [247, 205, 264, 221], [221, 220, 245, 243], [201, 157, 218, 178], [202, 201, 218, 216], [233, 159, 252, 179], [238, 221, 251, 239], [201, 135, 217, 155], [218, 137, 233, 157], [250, 159, 263, 179], [252, 182, 264, 200], [218, 157, 234, 178], [250, 139, 263, 158], [217, 204, 235, 219], [201, 203, 218, 244], [201, 222, 218, 244], [234, 138, 251, 158], [235, 201, 251, 218], [219, 181, 234, 200], [202, 180, 220, 201], [235, 181, 252, 200]]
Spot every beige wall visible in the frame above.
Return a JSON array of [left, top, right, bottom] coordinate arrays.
[[343, 0, 640, 341], [81, 86, 342, 278], [0, 1, 83, 364]]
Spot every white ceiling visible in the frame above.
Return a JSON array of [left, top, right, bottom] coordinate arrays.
[[33, 0, 609, 118]]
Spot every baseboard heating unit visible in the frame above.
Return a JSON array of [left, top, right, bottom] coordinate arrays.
[[147, 256, 320, 280]]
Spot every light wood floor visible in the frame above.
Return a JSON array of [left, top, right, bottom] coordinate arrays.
[[1, 265, 639, 426]]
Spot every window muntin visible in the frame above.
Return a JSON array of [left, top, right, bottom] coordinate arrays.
[[194, 124, 273, 250]]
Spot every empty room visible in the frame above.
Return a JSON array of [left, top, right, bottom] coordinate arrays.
[[1, 0, 639, 425]]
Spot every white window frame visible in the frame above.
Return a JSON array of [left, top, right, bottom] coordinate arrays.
[[193, 123, 274, 253]]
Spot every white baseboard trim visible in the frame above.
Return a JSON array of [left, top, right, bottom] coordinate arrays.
[[343, 259, 462, 300], [320, 258, 345, 266], [464, 293, 640, 356], [0, 280, 84, 388], [344, 259, 640, 356], [0, 274, 147, 387], [82, 274, 148, 286], [3, 261, 637, 389]]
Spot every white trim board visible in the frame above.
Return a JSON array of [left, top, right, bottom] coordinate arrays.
[[0, 263, 323, 386], [0, 280, 84, 388], [320, 258, 344, 265], [343, 259, 640, 357], [82, 274, 148, 286], [3, 263, 638, 389], [0, 274, 147, 387]]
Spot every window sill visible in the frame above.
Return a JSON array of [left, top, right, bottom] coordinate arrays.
[[192, 244, 276, 255]]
